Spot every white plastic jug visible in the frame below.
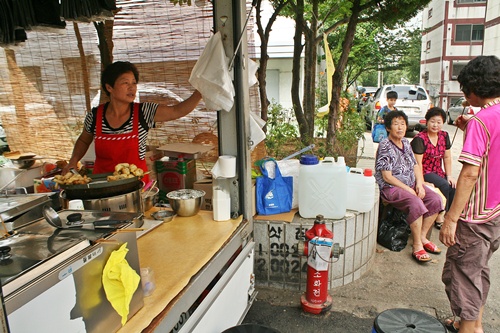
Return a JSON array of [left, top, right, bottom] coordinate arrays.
[[298, 155, 347, 219], [346, 168, 376, 213]]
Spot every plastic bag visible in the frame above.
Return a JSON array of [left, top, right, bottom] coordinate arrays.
[[262, 159, 299, 209], [377, 205, 410, 252], [256, 159, 293, 215]]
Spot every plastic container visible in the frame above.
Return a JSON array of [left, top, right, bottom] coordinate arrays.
[[346, 168, 376, 213], [298, 155, 347, 219], [372, 308, 447, 333], [213, 186, 231, 221]]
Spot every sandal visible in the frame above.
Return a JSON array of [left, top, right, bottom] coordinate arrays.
[[443, 317, 460, 332], [423, 241, 442, 254], [412, 249, 432, 263]]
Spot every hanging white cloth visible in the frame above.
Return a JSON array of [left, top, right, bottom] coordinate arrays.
[[189, 32, 235, 112]]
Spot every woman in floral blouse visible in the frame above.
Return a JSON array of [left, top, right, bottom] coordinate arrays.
[[375, 110, 443, 262], [411, 107, 456, 230]]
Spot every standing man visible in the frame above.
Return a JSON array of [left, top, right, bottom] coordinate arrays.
[[440, 55, 500, 333]]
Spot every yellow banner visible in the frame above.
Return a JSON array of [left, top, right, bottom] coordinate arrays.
[[318, 33, 335, 117]]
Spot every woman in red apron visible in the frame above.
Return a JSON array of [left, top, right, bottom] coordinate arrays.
[[64, 61, 201, 182]]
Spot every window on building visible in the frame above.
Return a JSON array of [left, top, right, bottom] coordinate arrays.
[[426, 41, 431, 50], [428, 8, 433, 19], [457, 0, 486, 3], [452, 62, 468, 80], [455, 24, 484, 41]]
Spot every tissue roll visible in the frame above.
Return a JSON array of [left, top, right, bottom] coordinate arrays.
[[211, 155, 236, 178]]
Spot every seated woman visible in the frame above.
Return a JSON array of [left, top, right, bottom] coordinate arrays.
[[411, 107, 456, 230], [375, 110, 443, 262]]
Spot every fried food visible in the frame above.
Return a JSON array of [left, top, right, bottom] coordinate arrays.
[[54, 173, 91, 185], [108, 163, 144, 181]]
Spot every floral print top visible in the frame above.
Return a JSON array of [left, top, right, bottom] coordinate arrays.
[[410, 130, 451, 179], [375, 138, 417, 190]]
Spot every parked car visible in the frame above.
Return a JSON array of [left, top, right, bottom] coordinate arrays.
[[357, 86, 378, 111], [446, 97, 480, 125], [365, 84, 433, 132]]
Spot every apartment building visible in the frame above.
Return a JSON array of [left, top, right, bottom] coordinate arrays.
[[420, 0, 500, 110]]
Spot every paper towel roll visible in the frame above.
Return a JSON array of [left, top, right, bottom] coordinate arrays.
[[211, 155, 236, 178]]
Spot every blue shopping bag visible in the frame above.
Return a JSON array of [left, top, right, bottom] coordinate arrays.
[[256, 159, 293, 215], [372, 123, 387, 143]]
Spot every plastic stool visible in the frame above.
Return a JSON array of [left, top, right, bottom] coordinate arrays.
[[372, 308, 447, 333]]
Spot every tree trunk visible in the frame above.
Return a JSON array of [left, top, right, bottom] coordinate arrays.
[[301, 0, 318, 143], [326, 0, 361, 155], [255, 0, 289, 132], [291, 0, 308, 144]]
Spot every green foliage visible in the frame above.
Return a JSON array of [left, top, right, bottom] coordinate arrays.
[[333, 95, 366, 158], [264, 102, 301, 159]]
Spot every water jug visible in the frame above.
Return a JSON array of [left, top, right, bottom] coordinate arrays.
[[298, 155, 347, 219], [346, 168, 376, 213]]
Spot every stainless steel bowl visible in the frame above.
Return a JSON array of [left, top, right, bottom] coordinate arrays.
[[151, 210, 176, 222], [166, 189, 205, 217]]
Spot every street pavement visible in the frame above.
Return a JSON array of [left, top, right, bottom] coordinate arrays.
[[242, 124, 500, 333]]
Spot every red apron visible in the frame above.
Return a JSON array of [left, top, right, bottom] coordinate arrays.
[[93, 103, 149, 182]]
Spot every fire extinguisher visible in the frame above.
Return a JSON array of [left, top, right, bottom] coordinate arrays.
[[300, 215, 343, 315]]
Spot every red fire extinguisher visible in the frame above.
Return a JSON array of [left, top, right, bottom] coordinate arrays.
[[300, 215, 342, 314]]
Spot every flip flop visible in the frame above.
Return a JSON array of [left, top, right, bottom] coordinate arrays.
[[412, 249, 432, 263], [443, 317, 460, 332], [423, 241, 442, 254]]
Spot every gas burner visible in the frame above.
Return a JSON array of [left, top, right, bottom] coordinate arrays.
[[0, 245, 12, 260]]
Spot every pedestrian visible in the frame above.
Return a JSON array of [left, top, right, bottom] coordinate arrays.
[[372, 91, 398, 143], [440, 55, 500, 333], [411, 107, 456, 230], [375, 110, 442, 262], [63, 61, 202, 181]]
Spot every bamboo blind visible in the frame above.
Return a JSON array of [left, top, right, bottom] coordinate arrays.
[[0, 0, 260, 164]]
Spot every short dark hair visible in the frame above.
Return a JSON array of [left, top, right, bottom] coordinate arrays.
[[386, 91, 398, 99], [425, 107, 446, 123], [384, 110, 408, 130], [457, 56, 500, 99], [101, 61, 140, 96]]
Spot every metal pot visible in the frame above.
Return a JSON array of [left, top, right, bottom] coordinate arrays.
[[60, 173, 142, 200], [142, 186, 159, 212], [60, 189, 144, 216]]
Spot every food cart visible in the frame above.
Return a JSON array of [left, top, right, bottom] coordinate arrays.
[[0, 0, 256, 332]]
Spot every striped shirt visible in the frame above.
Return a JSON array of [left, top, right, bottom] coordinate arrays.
[[84, 102, 158, 160], [459, 102, 500, 223]]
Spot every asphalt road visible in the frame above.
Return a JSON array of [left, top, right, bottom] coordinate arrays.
[[241, 124, 500, 333]]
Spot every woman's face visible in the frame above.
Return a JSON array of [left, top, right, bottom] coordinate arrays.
[[107, 71, 137, 103], [387, 116, 407, 140], [426, 115, 444, 134]]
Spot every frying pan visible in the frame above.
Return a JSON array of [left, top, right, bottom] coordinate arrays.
[[59, 173, 143, 200]]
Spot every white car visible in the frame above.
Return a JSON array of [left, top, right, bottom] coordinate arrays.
[[366, 84, 433, 132], [447, 97, 480, 125]]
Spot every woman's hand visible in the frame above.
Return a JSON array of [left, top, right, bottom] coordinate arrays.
[[439, 214, 457, 247], [454, 115, 470, 131], [447, 176, 457, 188], [415, 183, 426, 199]]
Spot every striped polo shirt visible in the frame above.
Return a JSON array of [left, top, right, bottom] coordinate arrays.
[[84, 102, 158, 160], [459, 102, 500, 223]]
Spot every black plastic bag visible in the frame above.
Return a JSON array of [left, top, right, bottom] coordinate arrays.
[[377, 205, 410, 252]]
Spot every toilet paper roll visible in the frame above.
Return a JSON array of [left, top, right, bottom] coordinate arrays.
[[211, 155, 236, 178]]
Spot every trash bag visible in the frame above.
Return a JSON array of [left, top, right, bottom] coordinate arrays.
[[377, 205, 410, 252]]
